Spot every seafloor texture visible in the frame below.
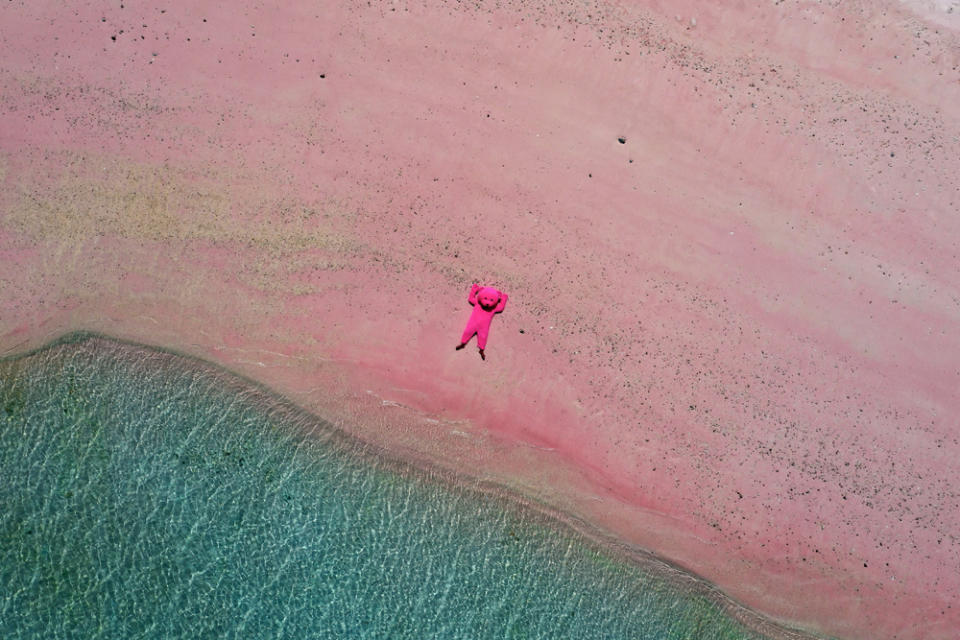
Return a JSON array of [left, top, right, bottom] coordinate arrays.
[[1, 1, 959, 639], [1, 335, 802, 640]]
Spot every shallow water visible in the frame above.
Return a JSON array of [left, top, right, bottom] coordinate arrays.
[[0, 334, 779, 639]]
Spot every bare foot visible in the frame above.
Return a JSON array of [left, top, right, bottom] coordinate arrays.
[[455, 343, 466, 350], [478, 349, 486, 361]]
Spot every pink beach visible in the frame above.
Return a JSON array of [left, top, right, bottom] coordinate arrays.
[[2, 1, 959, 638]]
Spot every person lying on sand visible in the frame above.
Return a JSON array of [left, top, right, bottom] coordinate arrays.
[[455, 283, 508, 361]]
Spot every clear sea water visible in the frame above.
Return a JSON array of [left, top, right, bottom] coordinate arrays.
[[0, 334, 789, 639]]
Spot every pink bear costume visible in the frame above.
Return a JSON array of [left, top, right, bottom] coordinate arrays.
[[456, 284, 508, 360]]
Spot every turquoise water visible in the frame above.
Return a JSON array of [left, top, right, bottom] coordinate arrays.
[[0, 334, 786, 639]]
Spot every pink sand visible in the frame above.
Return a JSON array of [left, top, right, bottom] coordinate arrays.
[[2, 1, 960, 638]]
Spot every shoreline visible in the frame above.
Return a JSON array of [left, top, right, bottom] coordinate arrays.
[[3, 330, 825, 640], [1, 253, 956, 639]]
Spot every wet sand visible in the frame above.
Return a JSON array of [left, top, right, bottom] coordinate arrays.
[[2, 1, 959, 638]]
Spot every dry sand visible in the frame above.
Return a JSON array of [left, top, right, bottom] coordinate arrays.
[[2, 1, 959, 638]]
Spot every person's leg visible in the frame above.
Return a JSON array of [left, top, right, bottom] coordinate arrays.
[[476, 324, 490, 360], [477, 325, 489, 350], [457, 324, 476, 349]]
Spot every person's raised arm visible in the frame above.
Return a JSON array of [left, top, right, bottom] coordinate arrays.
[[494, 292, 508, 313], [468, 283, 480, 306]]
